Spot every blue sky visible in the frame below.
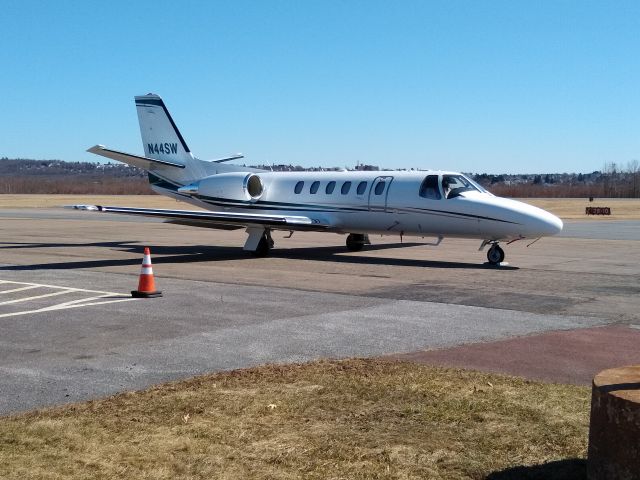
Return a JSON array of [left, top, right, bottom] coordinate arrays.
[[1, 1, 638, 173]]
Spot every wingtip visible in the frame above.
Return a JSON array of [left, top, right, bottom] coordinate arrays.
[[64, 204, 100, 211], [86, 144, 105, 154]]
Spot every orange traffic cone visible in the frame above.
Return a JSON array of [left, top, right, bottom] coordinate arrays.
[[131, 247, 163, 298]]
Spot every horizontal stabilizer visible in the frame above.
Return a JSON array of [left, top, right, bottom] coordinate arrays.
[[66, 205, 329, 231], [87, 145, 185, 170], [210, 154, 244, 164]]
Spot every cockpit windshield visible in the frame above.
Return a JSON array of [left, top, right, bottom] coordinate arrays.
[[441, 174, 485, 199]]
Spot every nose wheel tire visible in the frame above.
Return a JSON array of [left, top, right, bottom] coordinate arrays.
[[487, 244, 505, 265]]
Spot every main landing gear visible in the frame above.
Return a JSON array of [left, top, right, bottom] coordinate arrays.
[[244, 228, 274, 257], [253, 230, 274, 257], [346, 233, 370, 252], [486, 243, 505, 265]]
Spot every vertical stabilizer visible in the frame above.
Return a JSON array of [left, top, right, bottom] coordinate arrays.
[[135, 94, 194, 164], [135, 94, 214, 183]]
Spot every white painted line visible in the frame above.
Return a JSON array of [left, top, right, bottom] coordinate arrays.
[[0, 285, 42, 294], [45, 298, 136, 311], [0, 297, 137, 318], [0, 290, 75, 306], [0, 279, 137, 318], [44, 295, 110, 308], [0, 280, 124, 296]]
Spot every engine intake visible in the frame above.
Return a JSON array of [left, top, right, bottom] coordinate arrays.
[[244, 174, 264, 199]]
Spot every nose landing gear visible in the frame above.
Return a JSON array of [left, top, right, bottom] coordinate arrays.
[[486, 243, 505, 265]]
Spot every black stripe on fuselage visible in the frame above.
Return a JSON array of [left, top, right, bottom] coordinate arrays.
[[147, 172, 193, 199], [195, 194, 520, 224], [195, 194, 368, 213], [404, 207, 520, 224]]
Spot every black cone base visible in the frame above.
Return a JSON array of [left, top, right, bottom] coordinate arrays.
[[131, 290, 163, 298]]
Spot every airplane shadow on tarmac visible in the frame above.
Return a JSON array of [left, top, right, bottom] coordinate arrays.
[[0, 240, 518, 271]]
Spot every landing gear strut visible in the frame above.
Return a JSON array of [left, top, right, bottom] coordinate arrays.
[[346, 233, 369, 252], [486, 243, 505, 265], [251, 230, 274, 257]]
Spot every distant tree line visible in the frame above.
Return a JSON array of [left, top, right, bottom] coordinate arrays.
[[473, 160, 640, 198], [1, 157, 638, 197], [0, 158, 153, 194]]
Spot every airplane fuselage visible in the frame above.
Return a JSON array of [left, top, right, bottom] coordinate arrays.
[[154, 170, 563, 242]]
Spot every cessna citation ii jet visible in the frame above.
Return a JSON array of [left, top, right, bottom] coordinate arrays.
[[73, 94, 563, 265]]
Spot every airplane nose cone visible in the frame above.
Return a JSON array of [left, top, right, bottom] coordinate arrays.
[[548, 214, 563, 235], [533, 211, 563, 236]]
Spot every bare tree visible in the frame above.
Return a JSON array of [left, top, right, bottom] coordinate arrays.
[[628, 160, 639, 198]]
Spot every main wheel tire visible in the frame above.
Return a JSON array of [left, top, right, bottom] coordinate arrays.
[[346, 233, 365, 252], [487, 244, 505, 265], [252, 236, 271, 257]]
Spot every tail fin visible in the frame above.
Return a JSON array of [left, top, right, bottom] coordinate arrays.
[[135, 93, 219, 183], [88, 94, 256, 194], [135, 94, 195, 165]]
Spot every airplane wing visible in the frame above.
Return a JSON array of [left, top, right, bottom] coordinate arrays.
[[67, 205, 329, 231]]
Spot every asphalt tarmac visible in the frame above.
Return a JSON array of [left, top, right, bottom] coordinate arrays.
[[0, 208, 639, 415]]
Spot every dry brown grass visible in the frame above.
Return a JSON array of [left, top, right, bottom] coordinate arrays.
[[519, 198, 640, 220], [0, 359, 589, 480], [0, 194, 188, 209], [1, 195, 638, 221]]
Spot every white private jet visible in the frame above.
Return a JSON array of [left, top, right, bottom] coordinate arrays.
[[73, 94, 563, 265]]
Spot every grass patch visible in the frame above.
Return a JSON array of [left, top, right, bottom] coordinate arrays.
[[0, 359, 589, 479]]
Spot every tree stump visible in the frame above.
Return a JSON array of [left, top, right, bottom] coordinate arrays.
[[587, 365, 640, 479]]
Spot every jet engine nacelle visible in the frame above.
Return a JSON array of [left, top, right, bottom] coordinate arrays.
[[178, 172, 264, 202]]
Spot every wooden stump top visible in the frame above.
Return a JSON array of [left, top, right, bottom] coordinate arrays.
[[593, 365, 640, 403]]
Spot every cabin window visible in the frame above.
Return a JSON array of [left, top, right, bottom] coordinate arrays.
[[341, 181, 352, 194], [294, 181, 304, 194], [419, 175, 441, 199], [356, 181, 368, 195], [310, 181, 320, 194], [326, 181, 336, 194], [374, 181, 386, 195]]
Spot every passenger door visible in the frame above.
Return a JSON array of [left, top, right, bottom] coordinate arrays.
[[368, 176, 394, 212]]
